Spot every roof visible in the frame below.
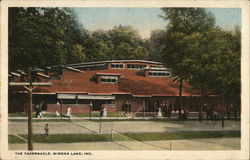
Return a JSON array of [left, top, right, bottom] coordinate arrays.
[[34, 68, 201, 97], [49, 60, 162, 68]]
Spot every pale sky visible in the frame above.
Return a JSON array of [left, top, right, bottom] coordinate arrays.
[[73, 8, 241, 38]]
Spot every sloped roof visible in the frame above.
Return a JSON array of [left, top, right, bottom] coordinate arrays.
[[34, 69, 201, 97]]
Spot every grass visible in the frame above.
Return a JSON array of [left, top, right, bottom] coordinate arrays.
[[9, 112, 125, 118], [14, 130, 240, 144], [8, 135, 26, 143], [73, 112, 124, 117], [9, 113, 28, 117], [125, 130, 240, 141], [20, 134, 112, 143], [9, 112, 59, 118]]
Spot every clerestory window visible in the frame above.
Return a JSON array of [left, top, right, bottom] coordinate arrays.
[[148, 71, 171, 77], [111, 63, 124, 69], [100, 76, 118, 83], [127, 64, 147, 70]]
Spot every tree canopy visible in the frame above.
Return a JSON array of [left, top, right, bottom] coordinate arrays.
[[9, 8, 150, 71], [9, 7, 88, 70], [158, 8, 241, 118]]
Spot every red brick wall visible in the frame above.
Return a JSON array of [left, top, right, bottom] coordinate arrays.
[[115, 95, 144, 112], [47, 104, 90, 114], [47, 104, 118, 113], [102, 104, 117, 112]]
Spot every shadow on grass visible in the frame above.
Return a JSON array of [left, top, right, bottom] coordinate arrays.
[[12, 130, 240, 144]]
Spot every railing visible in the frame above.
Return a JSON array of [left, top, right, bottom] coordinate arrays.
[[132, 105, 144, 118]]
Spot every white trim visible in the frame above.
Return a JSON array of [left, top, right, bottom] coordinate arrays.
[[57, 93, 76, 99], [78, 95, 115, 100]]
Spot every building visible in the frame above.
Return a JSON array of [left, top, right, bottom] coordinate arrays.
[[8, 60, 240, 117]]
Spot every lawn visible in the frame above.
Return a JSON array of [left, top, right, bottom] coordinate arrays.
[[10, 130, 240, 144], [9, 112, 125, 118], [8, 135, 26, 143], [73, 112, 125, 117], [9, 112, 58, 117]]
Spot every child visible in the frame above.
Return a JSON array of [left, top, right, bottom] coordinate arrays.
[[45, 124, 49, 138]]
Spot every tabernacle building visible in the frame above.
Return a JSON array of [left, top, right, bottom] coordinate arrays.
[[9, 60, 240, 117]]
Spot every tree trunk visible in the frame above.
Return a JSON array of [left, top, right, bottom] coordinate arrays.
[[199, 92, 204, 122], [178, 78, 183, 119], [220, 96, 224, 127]]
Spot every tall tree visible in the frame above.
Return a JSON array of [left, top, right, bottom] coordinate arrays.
[[160, 8, 216, 119]]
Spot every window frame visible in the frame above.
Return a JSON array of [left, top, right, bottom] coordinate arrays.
[[148, 71, 171, 77], [100, 76, 118, 83], [111, 63, 124, 69], [127, 64, 147, 70]]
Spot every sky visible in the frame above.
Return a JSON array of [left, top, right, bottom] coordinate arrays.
[[73, 8, 241, 38]]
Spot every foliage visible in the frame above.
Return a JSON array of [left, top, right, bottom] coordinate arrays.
[[160, 7, 240, 99], [161, 8, 215, 33], [84, 26, 149, 61], [9, 7, 87, 71], [160, 8, 216, 81], [188, 27, 241, 97]]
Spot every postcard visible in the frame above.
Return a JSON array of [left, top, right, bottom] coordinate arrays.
[[1, 0, 249, 159]]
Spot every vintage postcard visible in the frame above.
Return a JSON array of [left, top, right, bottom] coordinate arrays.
[[0, 0, 249, 159]]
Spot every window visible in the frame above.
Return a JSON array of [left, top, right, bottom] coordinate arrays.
[[127, 64, 147, 70], [151, 65, 163, 68], [100, 76, 118, 83], [149, 71, 171, 77], [111, 63, 124, 69]]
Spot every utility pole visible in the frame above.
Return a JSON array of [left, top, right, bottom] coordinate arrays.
[[143, 100, 145, 119], [9, 70, 51, 150]]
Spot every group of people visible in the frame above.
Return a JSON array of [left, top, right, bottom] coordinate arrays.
[[180, 109, 188, 120], [100, 107, 107, 117], [206, 105, 219, 120], [54, 106, 72, 117]]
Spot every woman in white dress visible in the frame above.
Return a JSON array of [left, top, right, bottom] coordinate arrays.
[[157, 107, 162, 118], [103, 107, 107, 117], [66, 107, 71, 117]]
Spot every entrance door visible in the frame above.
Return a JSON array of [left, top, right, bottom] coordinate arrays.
[[92, 100, 102, 111], [145, 100, 154, 112]]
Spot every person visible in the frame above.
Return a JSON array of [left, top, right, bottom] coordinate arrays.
[[38, 105, 43, 118], [157, 107, 162, 118], [100, 107, 104, 117], [44, 124, 49, 138], [66, 106, 71, 117], [103, 107, 107, 117], [180, 109, 185, 120], [168, 103, 172, 118], [184, 109, 188, 120], [206, 105, 210, 120], [55, 110, 60, 117], [35, 104, 39, 118], [213, 110, 219, 120]]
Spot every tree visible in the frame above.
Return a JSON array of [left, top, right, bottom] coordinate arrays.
[[9, 7, 87, 71], [160, 8, 216, 119], [147, 29, 167, 61], [108, 25, 149, 60], [84, 25, 149, 61], [70, 44, 87, 63]]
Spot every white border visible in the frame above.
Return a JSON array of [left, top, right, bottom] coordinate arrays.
[[1, 0, 249, 160]]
